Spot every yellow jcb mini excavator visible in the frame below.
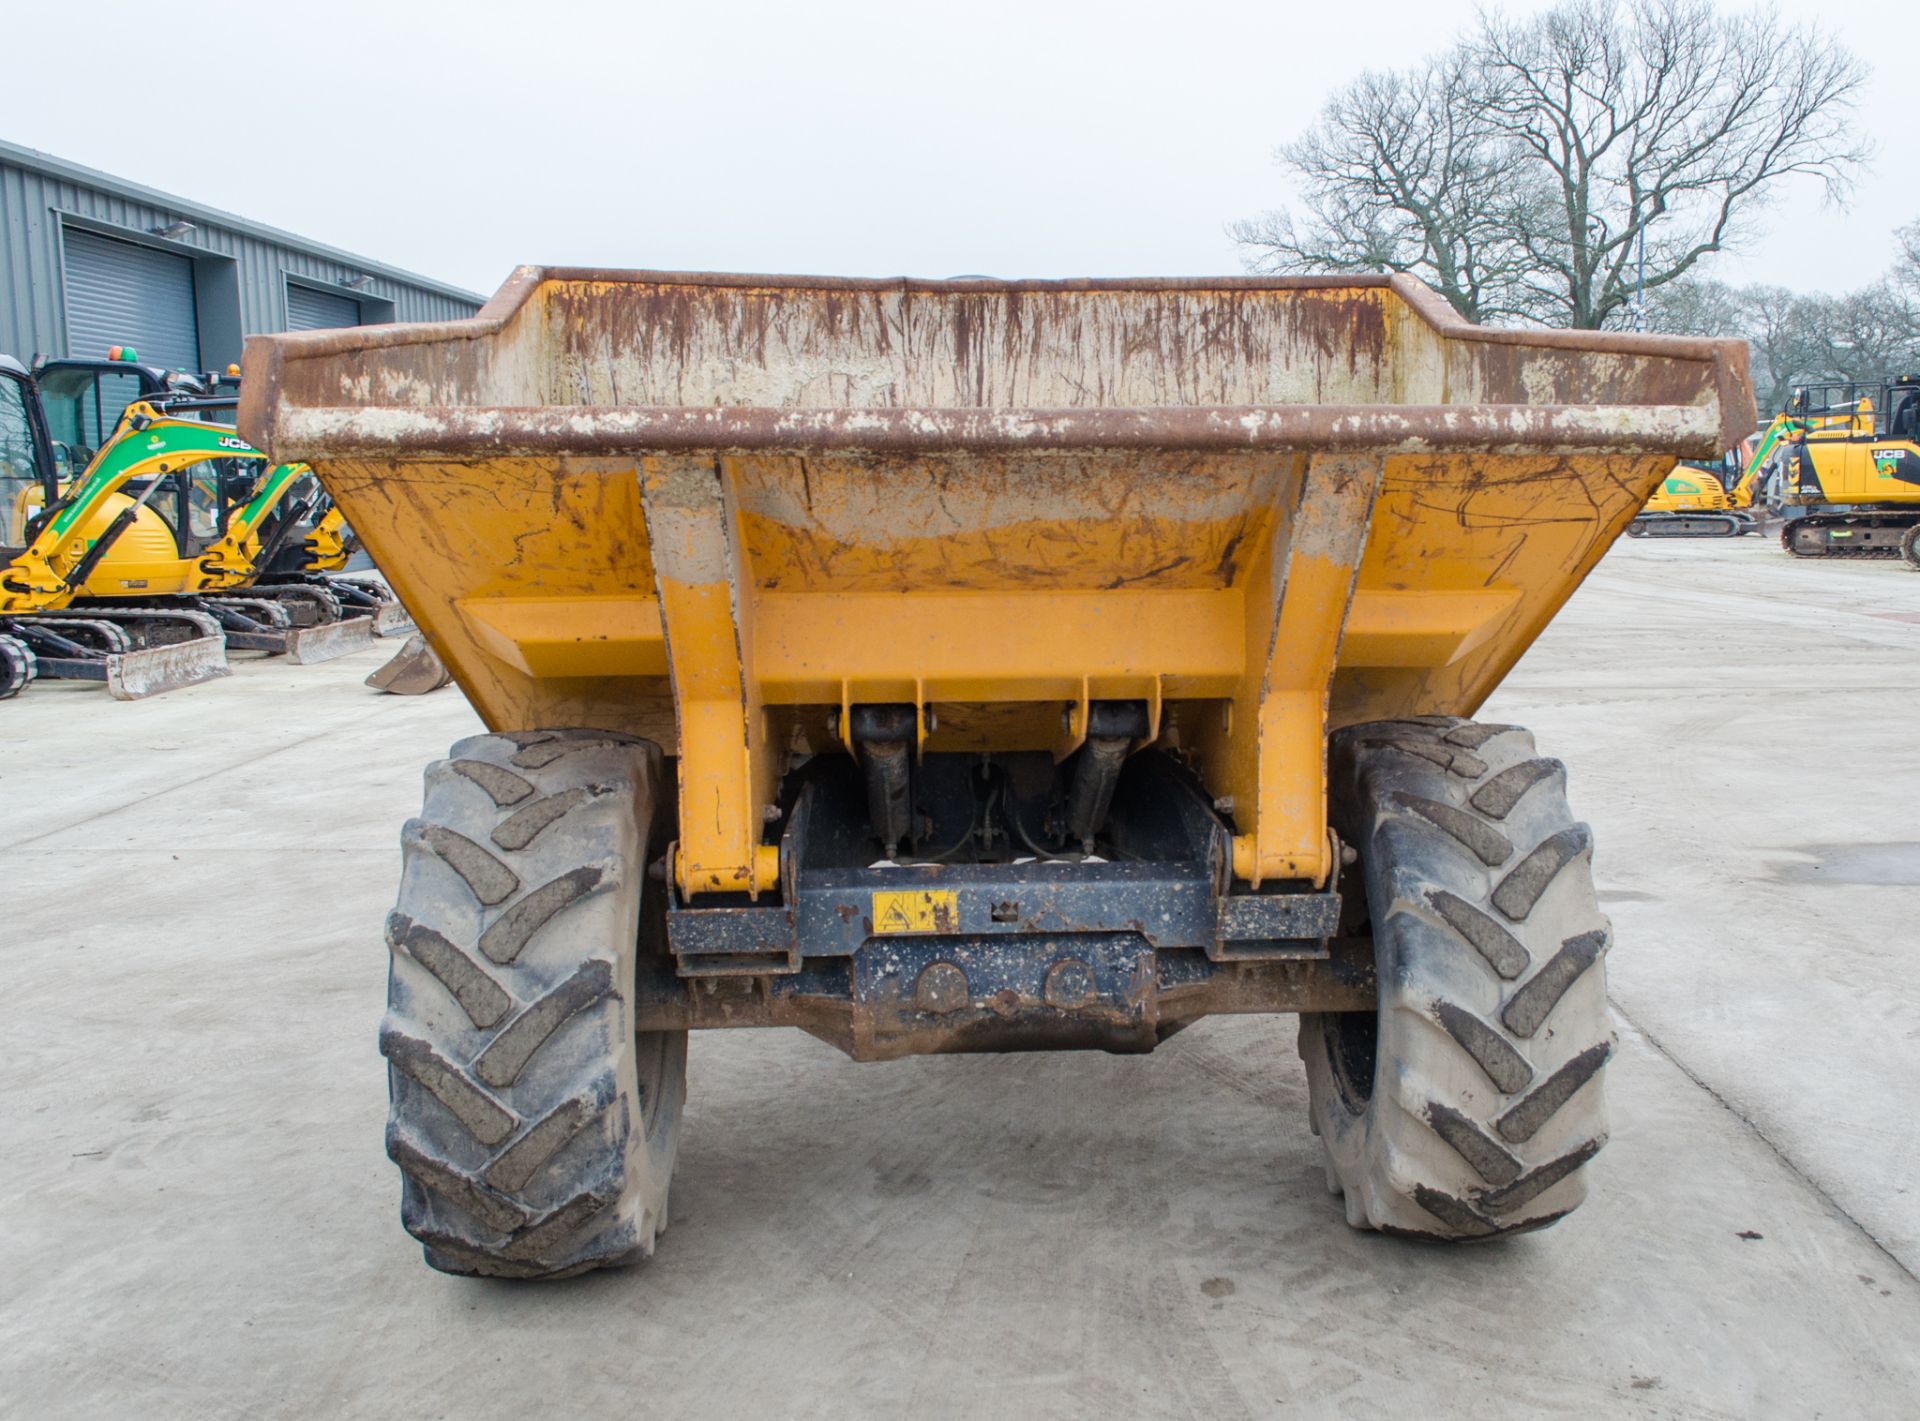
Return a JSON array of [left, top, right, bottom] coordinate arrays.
[[0, 355, 221, 697], [1628, 462, 1755, 537], [1626, 413, 1799, 538], [1770, 378, 1920, 563], [0, 380, 397, 697]]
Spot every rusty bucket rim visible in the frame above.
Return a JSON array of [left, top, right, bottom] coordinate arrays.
[[260, 401, 1728, 462], [240, 268, 1756, 458]]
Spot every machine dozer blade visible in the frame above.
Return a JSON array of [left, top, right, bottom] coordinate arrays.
[[104, 635, 230, 700], [364, 632, 452, 694], [5, 607, 232, 699], [284, 616, 376, 665], [371, 601, 415, 637]]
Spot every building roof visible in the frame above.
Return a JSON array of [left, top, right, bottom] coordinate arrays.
[[0, 138, 485, 307]]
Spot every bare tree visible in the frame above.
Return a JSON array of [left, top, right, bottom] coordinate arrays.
[[1888, 219, 1920, 335], [1790, 285, 1920, 398], [1645, 226, 1920, 417], [1236, 0, 1869, 330], [1479, 0, 1870, 327], [1228, 54, 1534, 322], [1898, 220, 1920, 285]]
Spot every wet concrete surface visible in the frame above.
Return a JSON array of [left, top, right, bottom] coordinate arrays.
[[3, 537, 1917, 1418], [1765, 842, 1920, 887]]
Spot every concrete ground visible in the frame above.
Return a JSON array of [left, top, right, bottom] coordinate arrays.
[[4, 538, 1918, 1419]]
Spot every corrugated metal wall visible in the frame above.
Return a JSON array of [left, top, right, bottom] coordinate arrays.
[[0, 144, 483, 367]]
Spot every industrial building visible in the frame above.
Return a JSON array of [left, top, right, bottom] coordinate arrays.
[[0, 139, 482, 374]]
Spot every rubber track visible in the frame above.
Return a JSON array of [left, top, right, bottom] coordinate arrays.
[[1783, 518, 1910, 559]]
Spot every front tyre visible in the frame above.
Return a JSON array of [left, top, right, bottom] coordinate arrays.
[[381, 729, 686, 1278], [1300, 717, 1614, 1239]]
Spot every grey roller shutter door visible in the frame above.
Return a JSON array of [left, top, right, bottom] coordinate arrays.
[[285, 283, 361, 331], [63, 227, 201, 371]]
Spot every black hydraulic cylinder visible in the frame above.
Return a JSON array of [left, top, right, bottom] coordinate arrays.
[[850, 703, 917, 858], [1064, 701, 1149, 852]]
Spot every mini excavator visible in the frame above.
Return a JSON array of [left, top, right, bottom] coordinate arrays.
[[2, 365, 404, 698], [1626, 413, 1800, 538]]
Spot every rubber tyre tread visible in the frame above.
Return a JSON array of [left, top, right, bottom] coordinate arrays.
[[383, 728, 686, 1279], [1299, 716, 1614, 1240]]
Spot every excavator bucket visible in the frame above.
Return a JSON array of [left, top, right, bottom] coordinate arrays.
[[364, 631, 453, 694]]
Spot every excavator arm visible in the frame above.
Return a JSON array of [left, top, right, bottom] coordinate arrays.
[[1727, 413, 1802, 509], [195, 461, 322, 580], [302, 501, 353, 572]]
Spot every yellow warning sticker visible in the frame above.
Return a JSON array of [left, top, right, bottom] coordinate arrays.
[[872, 889, 960, 934]]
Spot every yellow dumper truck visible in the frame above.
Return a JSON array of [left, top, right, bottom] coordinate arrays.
[[242, 270, 1751, 1278]]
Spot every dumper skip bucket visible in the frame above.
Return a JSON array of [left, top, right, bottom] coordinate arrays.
[[241, 270, 1751, 897]]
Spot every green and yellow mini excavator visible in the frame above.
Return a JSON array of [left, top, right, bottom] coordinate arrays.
[[1, 363, 405, 698]]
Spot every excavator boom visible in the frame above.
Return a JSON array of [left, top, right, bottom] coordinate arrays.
[[1727, 413, 1801, 509]]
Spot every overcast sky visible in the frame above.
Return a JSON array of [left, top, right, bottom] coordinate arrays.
[[5, 0, 1913, 304]]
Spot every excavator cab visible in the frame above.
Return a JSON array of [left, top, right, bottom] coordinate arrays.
[[1785, 379, 1920, 440], [1887, 383, 1919, 443], [29, 353, 188, 480], [1, 356, 58, 555]]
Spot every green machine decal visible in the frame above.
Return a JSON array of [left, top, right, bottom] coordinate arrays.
[[46, 413, 266, 539]]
